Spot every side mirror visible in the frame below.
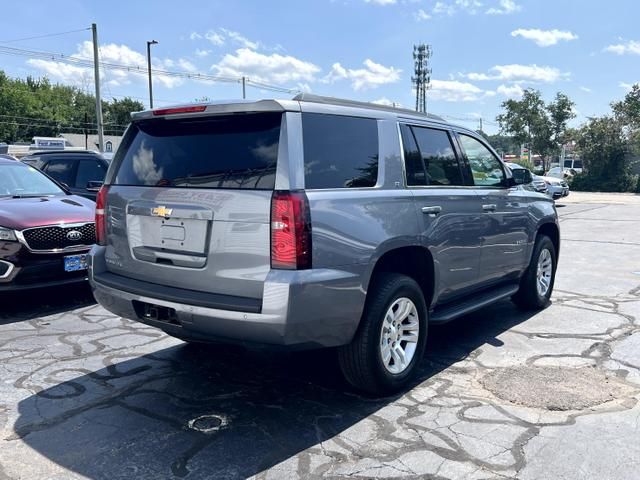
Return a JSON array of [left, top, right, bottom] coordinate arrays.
[[511, 169, 529, 185], [86, 180, 103, 192]]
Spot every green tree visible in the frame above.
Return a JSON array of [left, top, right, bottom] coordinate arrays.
[[104, 97, 144, 133], [612, 84, 640, 129], [612, 84, 640, 159], [548, 92, 576, 157], [572, 116, 634, 192], [0, 69, 143, 143], [496, 89, 575, 171]]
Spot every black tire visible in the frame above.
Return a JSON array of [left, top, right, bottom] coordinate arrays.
[[512, 234, 557, 310], [338, 273, 428, 396]]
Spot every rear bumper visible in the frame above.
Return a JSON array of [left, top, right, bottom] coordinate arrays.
[[89, 247, 366, 350]]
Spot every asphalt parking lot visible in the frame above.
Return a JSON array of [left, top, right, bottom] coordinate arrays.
[[1, 192, 639, 480]]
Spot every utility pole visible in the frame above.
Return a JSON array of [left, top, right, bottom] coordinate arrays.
[[242, 76, 246, 99], [478, 117, 483, 132], [84, 111, 88, 149], [91, 23, 104, 152], [412, 44, 432, 113], [146, 40, 158, 108]]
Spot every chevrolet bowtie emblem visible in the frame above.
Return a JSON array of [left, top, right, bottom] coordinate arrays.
[[152, 206, 173, 218]]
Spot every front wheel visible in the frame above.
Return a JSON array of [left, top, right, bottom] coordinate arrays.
[[512, 234, 557, 310], [338, 273, 428, 395]]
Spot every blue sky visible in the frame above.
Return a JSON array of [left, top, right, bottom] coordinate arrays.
[[1, 0, 639, 133]]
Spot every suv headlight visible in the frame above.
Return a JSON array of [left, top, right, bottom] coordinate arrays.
[[0, 227, 17, 241]]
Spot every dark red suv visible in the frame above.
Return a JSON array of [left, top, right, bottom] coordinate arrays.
[[0, 158, 96, 290]]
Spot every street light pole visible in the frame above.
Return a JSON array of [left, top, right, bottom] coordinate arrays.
[[146, 40, 158, 109]]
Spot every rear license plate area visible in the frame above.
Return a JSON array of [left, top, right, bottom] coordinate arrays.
[[132, 300, 181, 326], [64, 254, 88, 272]]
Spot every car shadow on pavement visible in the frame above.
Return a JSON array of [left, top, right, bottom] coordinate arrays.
[[12, 300, 538, 479], [0, 284, 95, 325]]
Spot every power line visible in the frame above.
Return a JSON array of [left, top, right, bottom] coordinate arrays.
[[0, 44, 300, 94], [0, 114, 129, 128], [0, 120, 125, 134], [0, 27, 91, 44]]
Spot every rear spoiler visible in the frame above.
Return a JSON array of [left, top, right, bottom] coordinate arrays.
[[131, 99, 299, 121]]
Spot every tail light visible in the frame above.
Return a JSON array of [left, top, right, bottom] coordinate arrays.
[[152, 105, 207, 116], [270, 191, 312, 270], [95, 185, 109, 246]]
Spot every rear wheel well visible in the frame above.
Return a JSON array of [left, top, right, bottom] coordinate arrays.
[[537, 223, 560, 254], [368, 247, 434, 308]]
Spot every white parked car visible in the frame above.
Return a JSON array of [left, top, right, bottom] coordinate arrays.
[[547, 167, 576, 180], [540, 174, 570, 199]]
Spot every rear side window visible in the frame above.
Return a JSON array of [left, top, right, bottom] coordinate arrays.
[[400, 124, 426, 186], [112, 113, 282, 189], [302, 113, 378, 189], [43, 158, 75, 185], [403, 125, 463, 186]]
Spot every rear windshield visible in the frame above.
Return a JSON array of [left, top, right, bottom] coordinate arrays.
[[112, 113, 282, 189]]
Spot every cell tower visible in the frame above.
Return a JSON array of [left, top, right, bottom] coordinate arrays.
[[412, 44, 432, 113]]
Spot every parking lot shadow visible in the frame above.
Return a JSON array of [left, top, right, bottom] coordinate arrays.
[[13, 300, 536, 479], [0, 284, 95, 325]]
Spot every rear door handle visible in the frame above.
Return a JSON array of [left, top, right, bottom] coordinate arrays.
[[482, 204, 497, 212], [422, 206, 442, 216]]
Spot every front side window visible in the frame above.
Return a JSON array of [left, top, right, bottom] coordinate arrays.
[[302, 113, 378, 189], [410, 126, 463, 186], [458, 134, 506, 187], [76, 159, 107, 188]]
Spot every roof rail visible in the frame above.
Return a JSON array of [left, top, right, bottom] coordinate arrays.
[[292, 93, 446, 122]]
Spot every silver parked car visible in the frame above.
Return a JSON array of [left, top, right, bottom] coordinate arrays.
[[89, 94, 560, 394], [505, 162, 547, 194]]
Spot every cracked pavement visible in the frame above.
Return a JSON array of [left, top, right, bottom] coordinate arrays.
[[1, 192, 639, 479]]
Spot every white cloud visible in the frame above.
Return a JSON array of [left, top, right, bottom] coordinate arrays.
[[178, 59, 197, 72], [27, 40, 190, 89], [323, 59, 401, 90], [364, 0, 397, 4], [194, 48, 211, 57], [605, 40, 640, 56], [579, 86, 592, 93], [496, 84, 524, 98], [620, 82, 639, 91], [204, 31, 225, 46], [455, 0, 483, 14], [429, 79, 485, 102], [463, 64, 568, 83], [372, 97, 403, 107], [221, 29, 260, 49], [190, 28, 261, 49], [434, 1, 456, 15], [486, 0, 521, 15], [27, 60, 93, 86], [414, 9, 431, 21], [511, 28, 578, 47], [212, 48, 320, 84]]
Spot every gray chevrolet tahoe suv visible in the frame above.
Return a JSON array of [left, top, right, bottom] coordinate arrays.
[[89, 94, 559, 395]]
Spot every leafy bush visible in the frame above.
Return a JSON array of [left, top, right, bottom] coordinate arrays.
[[571, 173, 637, 192]]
